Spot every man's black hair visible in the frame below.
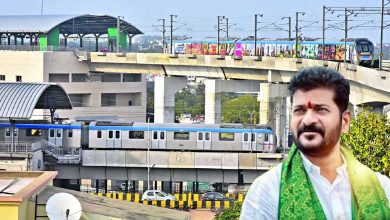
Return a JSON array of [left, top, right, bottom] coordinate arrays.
[[288, 66, 350, 113]]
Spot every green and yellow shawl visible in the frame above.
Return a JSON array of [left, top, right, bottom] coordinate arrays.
[[278, 144, 390, 220]]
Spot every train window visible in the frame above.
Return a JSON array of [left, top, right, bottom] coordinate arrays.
[[205, 132, 210, 141], [49, 129, 54, 138], [5, 128, 10, 137], [244, 133, 248, 142], [153, 131, 158, 139], [68, 130, 73, 138], [129, 131, 144, 139], [115, 131, 120, 139], [219, 132, 234, 141], [264, 133, 269, 142], [26, 129, 42, 137], [108, 131, 113, 139], [251, 133, 255, 142], [160, 132, 165, 140], [56, 129, 61, 138], [97, 130, 102, 138], [174, 132, 190, 140], [198, 132, 203, 141]]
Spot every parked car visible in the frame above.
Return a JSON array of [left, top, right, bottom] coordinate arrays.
[[200, 192, 235, 202], [142, 190, 176, 201]]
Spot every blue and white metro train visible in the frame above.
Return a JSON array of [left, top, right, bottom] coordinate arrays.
[[0, 121, 276, 153]]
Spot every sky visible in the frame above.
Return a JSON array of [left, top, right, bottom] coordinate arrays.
[[1, 0, 389, 43]]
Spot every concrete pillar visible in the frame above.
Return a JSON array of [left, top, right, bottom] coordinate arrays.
[[154, 76, 187, 123], [205, 80, 222, 124], [95, 179, 99, 194], [259, 83, 271, 125]]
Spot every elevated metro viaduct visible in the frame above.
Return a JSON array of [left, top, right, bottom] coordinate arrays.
[[82, 52, 390, 149]]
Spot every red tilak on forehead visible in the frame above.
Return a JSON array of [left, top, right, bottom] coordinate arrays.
[[306, 101, 313, 109]]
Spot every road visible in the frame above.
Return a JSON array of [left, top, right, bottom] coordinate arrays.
[[190, 209, 216, 220]]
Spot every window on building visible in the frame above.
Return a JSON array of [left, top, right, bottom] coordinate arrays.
[[97, 130, 102, 138], [123, 73, 142, 82], [16, 75, 22, 82], [129, 131, 144, 139], [0, 75, 5, 81], [26, 129, 42, 137], [219, 132, 235, 141], [174, 132, 190, 140]]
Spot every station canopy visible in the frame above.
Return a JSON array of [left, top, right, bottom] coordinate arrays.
[[0, 14, 143, 36], [0, 83, 72, 119]]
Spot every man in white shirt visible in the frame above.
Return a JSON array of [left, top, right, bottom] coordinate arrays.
[[240, 67, 390, 220]]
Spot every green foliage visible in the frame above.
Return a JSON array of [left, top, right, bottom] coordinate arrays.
[[221, 95, 259, 124], [214, 201, 243, 220], [341, 108, 390, 177], [174, 82, 205, 118]]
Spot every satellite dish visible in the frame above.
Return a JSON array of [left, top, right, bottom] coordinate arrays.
[[46, 193, 82, 220]]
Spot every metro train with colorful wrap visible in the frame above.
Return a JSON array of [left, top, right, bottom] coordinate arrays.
[[173, 38, 374, 66], [0, 121, 276, 153]]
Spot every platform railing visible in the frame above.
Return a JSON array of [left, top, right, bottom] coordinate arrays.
[[0, 141, 32, 153]]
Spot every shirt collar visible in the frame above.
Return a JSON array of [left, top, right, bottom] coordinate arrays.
[[300, 151, 348, 176]]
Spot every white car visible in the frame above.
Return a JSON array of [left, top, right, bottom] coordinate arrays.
[[141, 190, 176, 201]]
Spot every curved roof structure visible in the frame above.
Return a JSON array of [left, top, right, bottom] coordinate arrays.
[[0, 83, 72, 119], [0, 14, 142, 35]]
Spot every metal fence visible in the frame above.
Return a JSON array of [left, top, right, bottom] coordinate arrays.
[[0, 141, 32, 153]]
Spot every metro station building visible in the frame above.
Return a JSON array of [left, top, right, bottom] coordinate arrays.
[[0, 15, 147, 122]]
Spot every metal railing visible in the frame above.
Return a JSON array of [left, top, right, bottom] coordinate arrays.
[[0, 45, 75, 52], [0, 141, 32, 153], [382, 60, 390, 71], [38, 139, 81, 164]]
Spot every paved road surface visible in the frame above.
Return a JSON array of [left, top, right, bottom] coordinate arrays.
[[190, 209, 216, 220]]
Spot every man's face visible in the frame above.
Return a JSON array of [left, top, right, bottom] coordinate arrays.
[[291, 88, 350, 157]]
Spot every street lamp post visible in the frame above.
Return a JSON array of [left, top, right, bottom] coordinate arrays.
[[295, 12, 305, 58], [380, 0, 385, 70], [217, 16, 225, 55], [170, 15, 177, 54], [158, 19, 166, 53], [282, 16, 291, 40], [254, 14, 263, 56], [147, 117, 151, 190]]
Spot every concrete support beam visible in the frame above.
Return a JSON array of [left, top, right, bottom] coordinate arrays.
[[205, 80, 222, 124], [154, 76, 187, 123], [205, 79, 261, 124], [259, 83, 271, 125]]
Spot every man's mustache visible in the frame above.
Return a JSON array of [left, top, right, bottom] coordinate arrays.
[[298, 124, 325, 137]]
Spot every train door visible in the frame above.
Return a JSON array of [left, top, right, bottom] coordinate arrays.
[[114, 130, 122, 148], [151, 131, 159, 148], [4, 128, 18, 144], [242, 133, 250, 151], [250, 133, 256, 151], [197, 132, 211, 150], [256, 133, 265, 152], [263, 133, 271, 152], [204, 132, 211, 150], [158, 131, 166, 149], [107, 130, 114, 148], [196, 132, 204, 149], [48, 129, 55, 145], [55, 129, 63, 147]]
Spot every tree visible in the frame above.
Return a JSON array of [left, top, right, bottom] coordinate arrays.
[[214, 201, 242, 220], [341, 108, 390, 177], [221, 95, 259, 124], [174, 82, 205, 118]]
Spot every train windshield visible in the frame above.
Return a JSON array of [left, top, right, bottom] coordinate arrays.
[[355, 41, 374, 53]]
